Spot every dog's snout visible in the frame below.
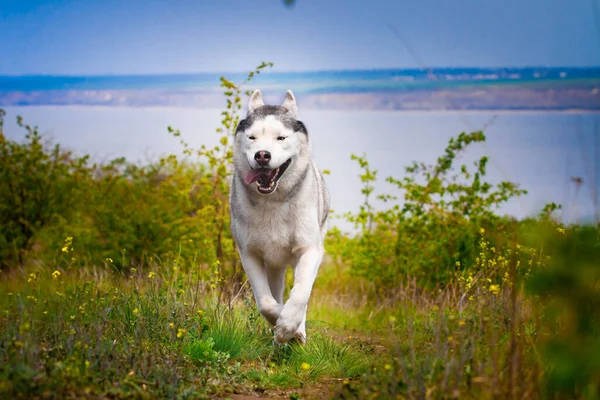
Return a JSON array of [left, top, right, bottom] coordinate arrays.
[[254, 151, 271, 166]]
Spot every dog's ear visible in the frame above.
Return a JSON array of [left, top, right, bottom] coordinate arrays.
[[248, 90, 265, 114], [281, 90, 297, 119]]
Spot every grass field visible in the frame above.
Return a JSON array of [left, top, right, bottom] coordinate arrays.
[[3, 224, 595, 400], [0, 260, 384, 399]]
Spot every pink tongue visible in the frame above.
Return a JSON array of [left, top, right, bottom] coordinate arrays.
[[244, 169, 277, 186], [244, 169, 264, 185]]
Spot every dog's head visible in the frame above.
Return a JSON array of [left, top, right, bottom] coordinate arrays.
[[234, 90, 309, 195]]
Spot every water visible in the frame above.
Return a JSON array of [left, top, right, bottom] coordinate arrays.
[[2, 106, 599, 230], [2, 67, 599, 93]]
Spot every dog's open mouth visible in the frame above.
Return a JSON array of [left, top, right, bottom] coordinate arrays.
[[243, 159, 292, 194]]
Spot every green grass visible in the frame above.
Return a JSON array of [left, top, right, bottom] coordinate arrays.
[[202, 309, 271, 360], [0, 265, 384, 399], [1, 223, 599, 400], [235, 334, 374, 390]]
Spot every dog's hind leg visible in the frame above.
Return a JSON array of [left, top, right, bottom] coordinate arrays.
[[274, 246, 323, 344], [241, 253, 282, 326], [266, 266, 286, 306]]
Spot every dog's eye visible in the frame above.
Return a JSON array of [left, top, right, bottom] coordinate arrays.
[[248, 136, 256, 140], [277, 136, 286, 141]]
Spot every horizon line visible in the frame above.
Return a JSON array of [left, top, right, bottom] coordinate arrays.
[[2, 65, 600, 78]]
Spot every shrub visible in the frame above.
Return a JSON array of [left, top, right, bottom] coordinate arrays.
[[0, 62, 274, 281], [0, 111, 92, 268], [327, 131, 527, 291], [526, 223, 600, 399]]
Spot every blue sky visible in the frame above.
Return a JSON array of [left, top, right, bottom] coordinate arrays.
[[1, 0, 599, 75]]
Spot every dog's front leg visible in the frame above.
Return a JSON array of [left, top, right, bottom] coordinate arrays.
[[241, 252, 282, 325], [274, 246, 323, 344]]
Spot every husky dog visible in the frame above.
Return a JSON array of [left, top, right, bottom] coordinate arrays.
[[230, 89, 329, 344]]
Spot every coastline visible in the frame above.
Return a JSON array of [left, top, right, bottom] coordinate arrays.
[[2, 104, 599, 115]]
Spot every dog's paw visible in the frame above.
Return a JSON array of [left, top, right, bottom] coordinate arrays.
[[294, 319, 307, 344], [274, 302, 305, 344], [293, 330, 306, 345], [274, 324, 297, 344]]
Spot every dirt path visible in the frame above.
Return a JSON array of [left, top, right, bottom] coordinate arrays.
[[224, 383, 334, 400]]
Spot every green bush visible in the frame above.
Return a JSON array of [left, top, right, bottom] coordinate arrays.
[[327, 131, 527, 291], [0, 62, 274, 280], [0, 111, 92, 268], [526, 224, 600, 399]]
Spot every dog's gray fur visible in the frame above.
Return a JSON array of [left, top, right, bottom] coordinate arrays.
[[230, 89, 329, 344]]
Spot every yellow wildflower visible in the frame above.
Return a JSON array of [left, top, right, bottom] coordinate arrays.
[[176, 328, 187, 338], [61, 237, 73, 253], [301, 362, 311, 370], [384, 364, 392, 370], [169, 322, 175, 329], [52, 270, 61, 279], [489, 284, 501, 295], [557, 227, 566, 235], [20, 322, 30, 332], [148, 272, 156, 279], [132, 308, 139, 315]]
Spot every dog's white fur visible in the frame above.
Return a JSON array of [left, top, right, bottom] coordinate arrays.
[[230, 90, 329, 344]]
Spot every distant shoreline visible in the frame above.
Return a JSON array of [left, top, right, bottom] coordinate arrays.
[[2, 104, 599, 115], [2, 85, 598, 112]]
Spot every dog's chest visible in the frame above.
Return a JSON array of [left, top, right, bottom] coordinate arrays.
[[244, 202, 301, 266]]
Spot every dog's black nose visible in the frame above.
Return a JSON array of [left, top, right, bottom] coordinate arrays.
[[254, 151, 271, 166]]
